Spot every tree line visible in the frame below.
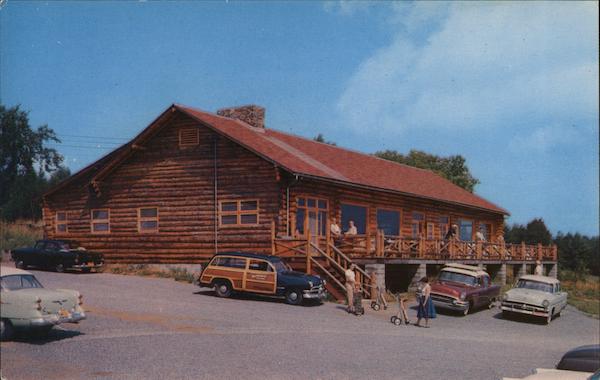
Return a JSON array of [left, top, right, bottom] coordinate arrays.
[[0, 105, 70, 221], [505, 218, 599, 277]]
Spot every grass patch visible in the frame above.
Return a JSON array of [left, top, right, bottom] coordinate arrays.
[[107, 264, 197, 284], [559, 270, 599, 318], [0, 220, 43, 261]]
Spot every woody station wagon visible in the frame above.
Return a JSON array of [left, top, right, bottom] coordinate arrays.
[[198, 252, 326, 305]]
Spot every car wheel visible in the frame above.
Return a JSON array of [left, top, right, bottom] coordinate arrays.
[[214, 280, 232, 298], [0, 319, 14, 341], [462, 302, 471, 316], [55, 264, 65, 273], [545, 309, 553, 324], [285, 289, 303, 305], [15, 260, 26, 269]]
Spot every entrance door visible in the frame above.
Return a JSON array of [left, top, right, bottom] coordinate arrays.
[[296, 196, 328, 249]]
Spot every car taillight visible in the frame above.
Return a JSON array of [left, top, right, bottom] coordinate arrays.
[[36, 297, 42, 311]]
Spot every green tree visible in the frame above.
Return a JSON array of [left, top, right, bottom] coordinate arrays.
[[0, 104, 63, 220], [374, 149, 480, 192], [313, 133, 336, 146]]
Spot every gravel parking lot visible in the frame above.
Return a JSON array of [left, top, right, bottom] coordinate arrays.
[[1, 270, 598, 380]]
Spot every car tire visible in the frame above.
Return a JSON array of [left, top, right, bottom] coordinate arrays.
[[546, 309, 553, 324], [214, 280, 232, 298], [15, 260, 26, 269], [285, 289, 303, 305], [462, 302, 472, 316], [55, 264, 65, 273], [0, 319, 14, 341]]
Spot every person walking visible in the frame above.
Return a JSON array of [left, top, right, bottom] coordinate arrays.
[[345, 263, 357, 313], [415, 276, 436, 328]]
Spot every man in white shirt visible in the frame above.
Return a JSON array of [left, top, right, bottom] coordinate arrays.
[[330, 218, 341, 239], [345, 220, 357, 237], [475, 227, 486, 242], [345, 263, 357, 313]]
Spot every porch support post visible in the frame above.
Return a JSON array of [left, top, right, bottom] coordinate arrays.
[[410, 263, 427, 292], [365, 263, 385, 300], [516, 263, 527, 278], [548, 263, 558, 279], [498, 263, 507, 285]]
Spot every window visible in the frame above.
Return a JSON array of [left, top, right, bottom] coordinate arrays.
[[459, 219, 473, 241], [219, 200, 259, 227], [296, 197, 328, 236], [376, 209, 400, 236], [248, 260, 272, 272], [56, 211, 68, 234], [91, 209, 110, 233], [341, 203, 367, 234], [411, 212, 425, 238], [212, 257, 247, 269], [138, 207, 159, 233], [438, 216, 449, 239], [179, 128, 199, 147]]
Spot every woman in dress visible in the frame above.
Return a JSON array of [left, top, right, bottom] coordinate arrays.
[[415, 276, 436, 328]]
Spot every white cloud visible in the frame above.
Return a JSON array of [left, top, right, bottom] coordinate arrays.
[[337, 2, 599, 135], [508, 124, 583, 153]]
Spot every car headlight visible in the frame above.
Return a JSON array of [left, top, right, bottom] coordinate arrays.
[[308, 281, 313, 288], [542, 300, 549, 308], [459, 292, 466, 300]]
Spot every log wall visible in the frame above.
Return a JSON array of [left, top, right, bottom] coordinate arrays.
[[43, 113, 281, 263]]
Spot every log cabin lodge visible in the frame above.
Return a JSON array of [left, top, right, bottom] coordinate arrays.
[[42, 104, 557, 300]]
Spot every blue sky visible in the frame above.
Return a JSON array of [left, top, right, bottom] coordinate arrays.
[[1, 1, 598, 236]]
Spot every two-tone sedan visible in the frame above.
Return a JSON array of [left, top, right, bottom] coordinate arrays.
[[501, 275, 567, 324], [0, 266, 86, 340]]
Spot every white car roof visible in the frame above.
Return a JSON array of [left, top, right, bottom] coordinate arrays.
[[0, 266, 33, 277], [519, 275, 560, 284], [442, 263, 487, 277]]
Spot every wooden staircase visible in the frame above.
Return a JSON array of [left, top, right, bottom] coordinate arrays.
[[272, 231, 373, 302]]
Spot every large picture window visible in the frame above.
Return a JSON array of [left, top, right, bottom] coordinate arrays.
[[295, 197, 328, 236], [376, 209, 400, 236], [219, 200, 259, 227], [56, 211, 68, 234], [341, 203, 367, 234], [91, 209, 110, 233], [459, 219, 473, 241], [138, 207, 159, 233]]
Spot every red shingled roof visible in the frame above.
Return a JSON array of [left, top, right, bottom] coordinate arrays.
[[176, 105, 508, 215]]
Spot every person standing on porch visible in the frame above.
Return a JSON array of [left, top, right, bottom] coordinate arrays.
[[475, 226, 486, 242], [330, 218, 341, 239], [345, 263, 357, 313], [345, 220, 357, 237]]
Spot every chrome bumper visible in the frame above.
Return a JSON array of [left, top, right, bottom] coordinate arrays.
[[303, 287, 326, 300], [71, 263, 103, 270], [30, 311, 86, 326], [501, 304, 548, 317], [432, 298, 469, 311]]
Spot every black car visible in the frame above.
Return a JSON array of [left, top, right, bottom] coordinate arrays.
[[198, 252, 326, 305], [11, 240, 104, 273], [557, 345, 600, 373]]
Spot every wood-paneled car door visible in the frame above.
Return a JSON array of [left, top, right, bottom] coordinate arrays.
[[244, 259, 277, 294]]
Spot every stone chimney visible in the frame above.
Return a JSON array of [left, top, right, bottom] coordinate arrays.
[[216, 105, 265, 129]]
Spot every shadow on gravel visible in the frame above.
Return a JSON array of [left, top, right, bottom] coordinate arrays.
[[492, 311, 556, 325], [11, 328, 83, 345], [193, 289, 323, 307]]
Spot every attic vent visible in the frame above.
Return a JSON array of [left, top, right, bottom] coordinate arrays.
[[179, 128, 199, 148]]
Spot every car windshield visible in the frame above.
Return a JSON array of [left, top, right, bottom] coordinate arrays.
[[60, 240, 81, 250], [1, 275, 44, 291], [516, 280, 553, 293], [271, 259, 291, 273], [438, 270, 477, 286]]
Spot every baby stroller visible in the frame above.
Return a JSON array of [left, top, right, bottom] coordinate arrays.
[[352, 291, 365, 315], [370, 287, 388, 311]]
